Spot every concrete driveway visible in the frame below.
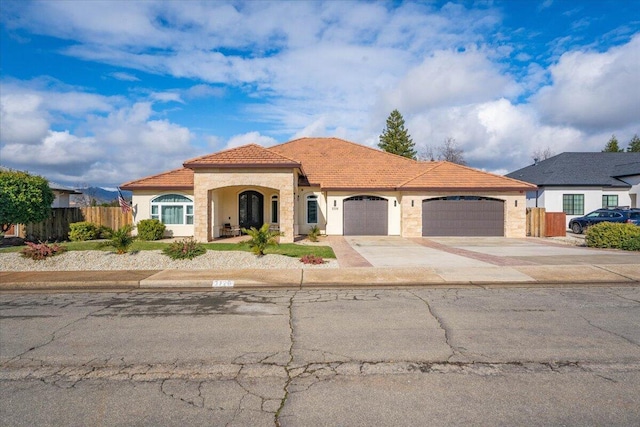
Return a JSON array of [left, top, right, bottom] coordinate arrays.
[[344, 236, 639, 268]]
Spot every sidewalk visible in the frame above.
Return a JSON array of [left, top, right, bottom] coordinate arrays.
[[1, 236, 639, 291], [1, 264, 639, 291]]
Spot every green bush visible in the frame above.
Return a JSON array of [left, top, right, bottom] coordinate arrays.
[[585, 222, 640, 251], [68, 222, 98, 241], [162, 237, 206, 260], [99, 224, 135, 254], [137, 219, 166, 241], [307, 225, 320, 242], [97, 225, 113, 239], [241, 223, 282, 256]]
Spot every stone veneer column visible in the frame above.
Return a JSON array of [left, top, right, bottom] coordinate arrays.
[[193, 173, 209, 243], [279, 186, 294, 243]]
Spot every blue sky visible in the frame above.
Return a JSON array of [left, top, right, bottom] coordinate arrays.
[[1, 0, 639, 188]]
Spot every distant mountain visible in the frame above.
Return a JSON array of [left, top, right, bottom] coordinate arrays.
[[71, 187, 132, 205]]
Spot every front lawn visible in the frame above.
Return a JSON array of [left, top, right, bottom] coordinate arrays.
[[0, 239, 336, 258]]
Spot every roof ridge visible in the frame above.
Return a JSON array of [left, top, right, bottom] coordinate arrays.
[[182, 143, 262, 165], [274, 136, 420, 164], [397, 161, 443, 187], [442, 160, 537, 187]]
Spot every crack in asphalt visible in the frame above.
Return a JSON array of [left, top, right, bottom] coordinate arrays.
[[274, 290, 296, 427], [580, 315, 640, 348], [407, 290, 459, 361]]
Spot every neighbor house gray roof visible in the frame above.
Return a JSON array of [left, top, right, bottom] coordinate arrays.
[[506, 153, 640, 187]]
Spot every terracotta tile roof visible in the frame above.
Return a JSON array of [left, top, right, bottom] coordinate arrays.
[[400, 161, 537, 191], [270, 137, 535, 191], [121, 137, 536, 192], [183, 143, 300, 168], [269, 137, 425, 189], [120, 167, 193, 190]]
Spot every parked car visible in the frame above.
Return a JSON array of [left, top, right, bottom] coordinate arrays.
[[569, 208, 640, 234]]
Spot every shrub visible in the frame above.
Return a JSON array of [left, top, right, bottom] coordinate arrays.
[[96, 225, 113, 239], [20, 241, 66, 260], [137, 219, 166, 241], [99, 224, 135, 254], [162, 237, 206, 260], [68, 221, 99, 241], [241, 223, 282, 256], [308, 225, 320, 242], [300, 254, 325, 264], [585, 222, 640, 251]]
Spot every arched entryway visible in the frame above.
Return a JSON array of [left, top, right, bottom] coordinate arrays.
[[239, 190, 264, 229]]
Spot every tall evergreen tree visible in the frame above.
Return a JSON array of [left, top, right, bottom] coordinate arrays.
[[378, 109, 416, 159], [602, 135, 623, 152], [627, 134, 640, 152]]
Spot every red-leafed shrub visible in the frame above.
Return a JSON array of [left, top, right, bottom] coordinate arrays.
[[20, 241, 66, 260], [300, 254, 325, 264]]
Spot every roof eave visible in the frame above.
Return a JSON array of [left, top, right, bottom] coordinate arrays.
[[120, 185, 194, 191]]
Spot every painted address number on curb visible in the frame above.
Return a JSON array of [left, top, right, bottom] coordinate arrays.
[[212, 280, 234, 287]]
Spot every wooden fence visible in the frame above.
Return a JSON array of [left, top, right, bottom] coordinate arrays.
[[526, 208, 567, 237], [19, 207, 132, 241]]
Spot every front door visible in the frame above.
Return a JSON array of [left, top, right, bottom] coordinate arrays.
[[239, 191, 264, 230]]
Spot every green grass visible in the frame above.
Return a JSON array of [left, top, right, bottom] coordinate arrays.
[[0, 239, 336, 258]]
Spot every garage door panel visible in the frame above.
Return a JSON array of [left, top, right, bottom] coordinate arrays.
[[344, 196, 388, 236], [422, 199, 504, 236]]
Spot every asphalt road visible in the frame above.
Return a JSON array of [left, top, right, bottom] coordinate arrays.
[[1, 286, 639, 426]]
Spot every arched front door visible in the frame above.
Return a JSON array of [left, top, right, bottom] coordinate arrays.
[[239, 191, 264, 230]]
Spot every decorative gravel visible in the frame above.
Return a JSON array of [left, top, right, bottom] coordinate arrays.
[[0, 250, 338, 271]]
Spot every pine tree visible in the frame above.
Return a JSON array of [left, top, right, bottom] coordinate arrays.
[[378, 109, 416, 159], [602, 135, 623, 152], [627, 134, 640, 152]]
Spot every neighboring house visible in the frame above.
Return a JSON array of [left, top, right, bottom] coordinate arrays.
[[121, 137, 535, 242], [506, 152, 640, 227]]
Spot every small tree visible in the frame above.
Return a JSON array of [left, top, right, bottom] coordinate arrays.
[[242, 223, 282, 256], [627, 134, 640, 152], [532, 147, 555, 162], [437, 137, 467, 165], [0, 170, 54, 234], [378, 109, 416, 159], [602, 135, 623, 152]]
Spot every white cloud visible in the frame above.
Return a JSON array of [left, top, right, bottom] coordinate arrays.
[[224, 132, 278, 150], [533, 35, 640, 131], [382, 48, 521, 113], [0, 93, 49, 145], [110, 71, 140, 81]]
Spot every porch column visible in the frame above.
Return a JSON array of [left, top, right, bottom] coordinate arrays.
[[193, 177, 209, 242], [279, 186, 294, 243]]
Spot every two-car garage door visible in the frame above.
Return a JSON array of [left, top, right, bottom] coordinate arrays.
[[422, 197, 505, 236]]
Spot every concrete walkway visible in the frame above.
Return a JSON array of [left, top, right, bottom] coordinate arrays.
[[1, 236, 638, 291]]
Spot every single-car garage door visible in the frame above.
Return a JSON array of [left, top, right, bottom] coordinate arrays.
[[422, 196, 504, 236], [344, 196, 388, 235]]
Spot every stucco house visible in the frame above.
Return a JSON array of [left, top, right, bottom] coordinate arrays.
[[506, 152, 640, 227], [121, 137, 535, 243]]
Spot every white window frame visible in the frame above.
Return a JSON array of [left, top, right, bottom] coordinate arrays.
[[307, 195, 318, 224], [150, 194, 194, 225]]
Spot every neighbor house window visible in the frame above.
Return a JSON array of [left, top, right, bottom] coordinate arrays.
[[307, 195, 318, 224], [562, 194, 584, 215], [151, 194, 194, 225], [602, 195, 618, 208], [271, 195, 278, 223]]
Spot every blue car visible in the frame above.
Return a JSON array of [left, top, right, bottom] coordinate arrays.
[[569, 208, 640, 234]]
